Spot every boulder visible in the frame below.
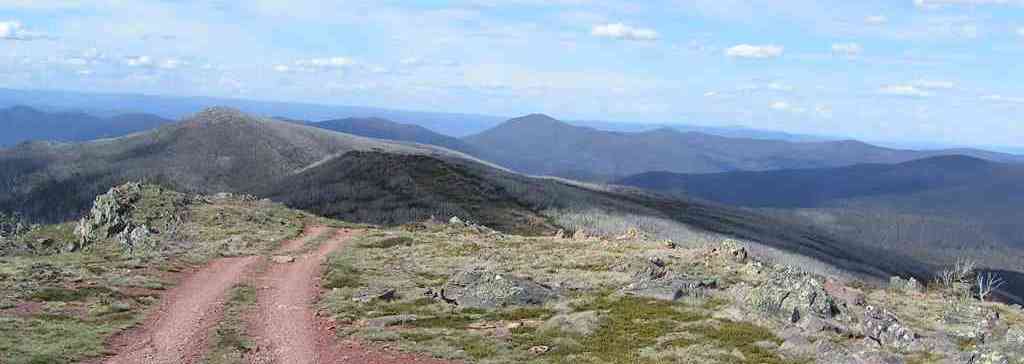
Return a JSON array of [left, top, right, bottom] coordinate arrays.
[[622, 275, 716, 302], [888, 276, 924, 294], [352, 288, 397, 303], [861, 305, 915, 350], [440, 267, 557, 309], [621, 257, 716, 301], [75, 182, 144, 251], [540, 311, 602, 336], [572, 229, 589, 241], [942, 305, 1001, 344], [448, 216, 464, 225], [749, 267, 840, 323]]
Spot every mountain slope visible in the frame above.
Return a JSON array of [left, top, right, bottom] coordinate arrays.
[[0, 107, 461, 222], [616, 155, 1024, 297], [615, 155, 1024, 216], [0, 107, 933, 286], [0, 106, 173, 147], [311, 117, 477, 155], [464, 114, 1022, 181]]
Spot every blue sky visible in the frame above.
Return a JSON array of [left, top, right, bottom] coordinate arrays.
[[1, 0, 1023, 148]]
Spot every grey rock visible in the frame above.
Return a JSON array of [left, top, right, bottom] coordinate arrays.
[[441, 267, 557, 309], [862, 305, 915, 350], [540, 311, 602, 336], [352, 288, 397, 303], [750, 266, 840, 322]]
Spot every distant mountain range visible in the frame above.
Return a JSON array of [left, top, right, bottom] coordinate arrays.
[[309, 117, 478, 155], [463, 114, 1023, 181], [10, 87, 1020, 154], [617, 155, 1024, 297], [0, 106, 173, 147], [0, 106, 930, 282]]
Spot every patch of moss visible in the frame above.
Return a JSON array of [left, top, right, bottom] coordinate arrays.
[[323, 255, 363, 289], [359, 236, 417, 249], [0, 313, 137, 364], [30, 286, 124, 303], [690, 320, 791, 364]]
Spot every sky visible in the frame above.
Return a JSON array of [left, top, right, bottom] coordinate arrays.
[[1, 0, 1023, 148]]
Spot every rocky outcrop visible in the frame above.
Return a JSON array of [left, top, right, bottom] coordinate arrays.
[[861, 305, 915, 350], [749, 266, 840, 323], [75, 182, 143, 252], [621, 257, 716, 301], [440, 267, 558, 309]]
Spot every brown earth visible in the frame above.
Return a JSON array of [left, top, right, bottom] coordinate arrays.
[[99, 255, 260, 364]]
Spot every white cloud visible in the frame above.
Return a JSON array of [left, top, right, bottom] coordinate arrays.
[[703, 91, 718, 97], [878, 84, 933, 97], [984, 94, 1024, 103], [591, 23, 659, 41], [865, 15, 888, 24], [915, 0, 1024, 9], [273, 64, 292, 73], [294, 57, 356, 70], [831, 42, 863, 56], [400, 57, 423, 66], [125, 56, 154, 67], [0, 20, 43, 40], [158, 58, 185, 69], [914, 79, 956, 89], [725, 44, 784, 59], [814, 105, 833, 118], [1017, 27, 1024, 36], [770, 100, 807, 113]]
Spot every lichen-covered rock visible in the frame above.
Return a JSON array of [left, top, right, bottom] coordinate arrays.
[[888, 276, 924, 294], [621, 258, 716, 301], [749, 266, 839, 322], [862, 305, 915, 350], [943, 305, 1000, 344], [74, 182, 143, 251], [441, 267, 557, 309], [540, 310, 602, 336], [117, 223, 154, 255]]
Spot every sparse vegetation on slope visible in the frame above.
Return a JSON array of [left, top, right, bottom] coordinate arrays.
[[0, 183, 307, 364], [319, 220, 1024, 364]]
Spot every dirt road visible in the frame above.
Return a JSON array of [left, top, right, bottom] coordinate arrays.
[[101, 255, 260, 364], [95, 225, 454, 364]]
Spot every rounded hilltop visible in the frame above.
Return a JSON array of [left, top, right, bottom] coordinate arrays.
[[186, 106, 262, 126]]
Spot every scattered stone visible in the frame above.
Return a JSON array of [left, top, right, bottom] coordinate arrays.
[[554, 229, 566, 239], [528, 346, 550, 355], [572, 229, 589, 241], [862, 305, 915, 349], [663, 240, 677, 249], [540, 311, 602, 336], [440, 267, 558, 309], [271, 255, 296, 264], [364, 314, 418, 328], [448, 216, 464, 225], [825, 278, 867, 307], [351, 288, 397, 303]]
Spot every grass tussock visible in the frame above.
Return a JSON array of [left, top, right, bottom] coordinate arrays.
[[206, 284, 258, 364]]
